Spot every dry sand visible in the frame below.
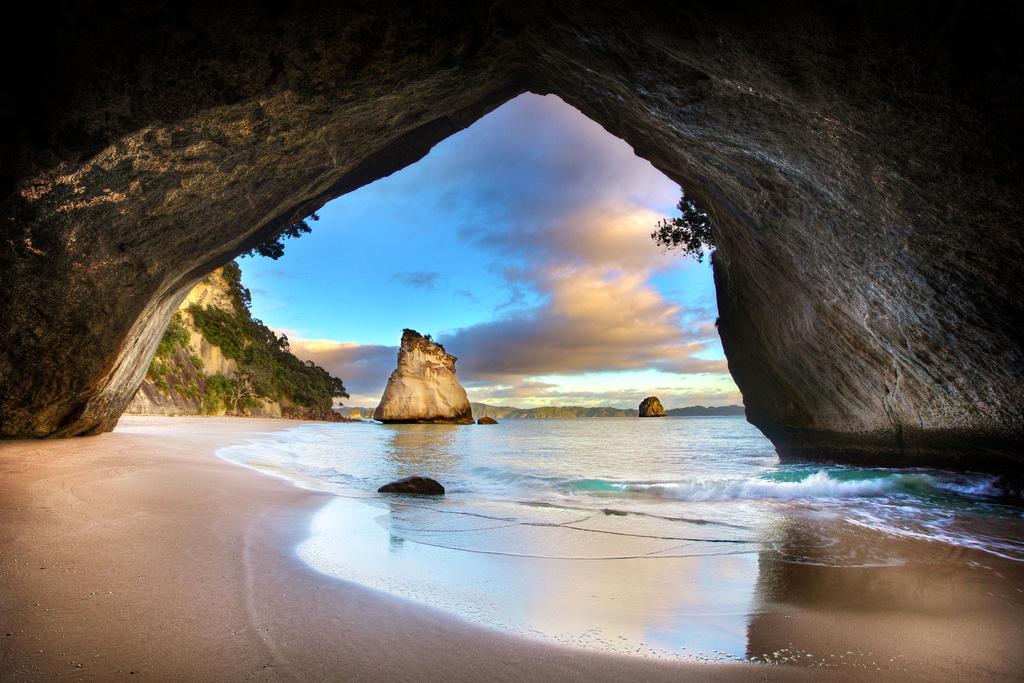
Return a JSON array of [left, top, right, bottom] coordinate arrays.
[[1, 416, 1020, 681]]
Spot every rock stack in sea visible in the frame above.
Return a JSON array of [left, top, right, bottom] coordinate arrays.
[[638, 396, 666, 418], [373, 329, 474, 424]]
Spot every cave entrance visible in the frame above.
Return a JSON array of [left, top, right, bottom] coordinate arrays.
[[236, 93, 739, 415]]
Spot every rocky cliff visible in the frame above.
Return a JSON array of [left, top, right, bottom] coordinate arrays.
[[125, 267, 253, 417], [126, 263, 347, 421], [1, 2, 1022, 473], [374, 330, 473, 425]]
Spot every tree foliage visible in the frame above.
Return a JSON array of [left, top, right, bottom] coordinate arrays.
[[202, 374, 235, 414], [242, 213, 319, 260], [651, 190, 715, 263], [220, 261, 252, 310]]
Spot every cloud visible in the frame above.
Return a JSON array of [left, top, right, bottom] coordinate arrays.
[[462, 201, 675, 278], [437, 96, 680, 276], [417, 94, 725, 391], [463, 379, 561, 401], [390, 270, 445, 290], [464, 381, 742, 409], [284, 337, 396, 403], [439, 265, 726, 384]]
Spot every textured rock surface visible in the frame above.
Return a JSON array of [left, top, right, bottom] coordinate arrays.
[[373, 330, 474, 425], [377, 476, 446, 496], [638, 397, 666, 418], [477, 416, 499, 425], [1, 2, 1022, 472]]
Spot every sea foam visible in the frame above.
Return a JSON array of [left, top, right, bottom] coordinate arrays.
[[566, 470, 898, 502]]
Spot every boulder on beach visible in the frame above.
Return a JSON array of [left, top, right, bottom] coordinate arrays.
[[477, 416, 498, 425], [638, 396, 666, 418], [377, 476, 446, 495], [373, 329, 474, 424]]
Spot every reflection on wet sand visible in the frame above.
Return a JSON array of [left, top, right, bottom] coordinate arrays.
[[746, 510, 1024, 677], [517, 552, 759, 657], [302, 494, 766, 658]]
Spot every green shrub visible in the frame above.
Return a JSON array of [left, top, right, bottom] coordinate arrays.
[[239, 397, 263, 411], [188, 304, 246, 360], [202, 374, 235, 414], [146, 358, 160, 381], [156, 312, 191, 358]]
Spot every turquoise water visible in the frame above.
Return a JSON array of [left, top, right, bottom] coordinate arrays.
[[218, 417, 1024, 662]]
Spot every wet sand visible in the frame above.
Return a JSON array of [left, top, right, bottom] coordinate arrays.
[[1, 416, 1021, 681]]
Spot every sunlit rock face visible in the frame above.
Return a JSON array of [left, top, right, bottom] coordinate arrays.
[[1, 2, 1021, 471], [373, 330, 473, 425]]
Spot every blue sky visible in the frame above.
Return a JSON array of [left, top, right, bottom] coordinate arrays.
[[239, 94, 740, 409]]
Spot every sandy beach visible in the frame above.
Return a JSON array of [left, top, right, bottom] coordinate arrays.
[[2, 416, 1021, 681]]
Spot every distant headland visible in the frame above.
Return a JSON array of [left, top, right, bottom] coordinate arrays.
[[342, 403, 745, 420]]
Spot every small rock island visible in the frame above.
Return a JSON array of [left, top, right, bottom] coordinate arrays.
[[373, 329, 474, 424], [638, 396, 666, 418]]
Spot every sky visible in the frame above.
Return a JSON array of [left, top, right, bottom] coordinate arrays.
[[238, 94, 741, 410]]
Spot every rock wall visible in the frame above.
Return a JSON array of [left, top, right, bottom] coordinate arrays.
[[126, 344, 206, 417], [374, 330, 473, 425], [1, 2, 1021, 471]]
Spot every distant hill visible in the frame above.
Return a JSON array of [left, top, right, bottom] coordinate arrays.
[[340, 403, 745, 420], [471, 403, 637, 419], [665, 405, 745, 417], [473, 403, 744, 418]]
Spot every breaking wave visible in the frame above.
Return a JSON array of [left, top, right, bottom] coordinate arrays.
[[558, 470, 920, 502]]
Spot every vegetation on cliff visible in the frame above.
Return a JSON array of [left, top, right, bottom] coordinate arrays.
[[145, 312, 202, 400], [143, 262, 348, 419]]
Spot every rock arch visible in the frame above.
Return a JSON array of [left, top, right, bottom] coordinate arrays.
[[2, 1, 1021, 471]]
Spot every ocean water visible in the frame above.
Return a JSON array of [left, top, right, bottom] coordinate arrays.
[[218, 417, 1024, 663]]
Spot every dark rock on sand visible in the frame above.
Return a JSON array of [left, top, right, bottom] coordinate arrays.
[[638, 397, 666, 418], [377, 476, 446, 496], [477, 416, 498, 425], [995, 473, 1024, 504]]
